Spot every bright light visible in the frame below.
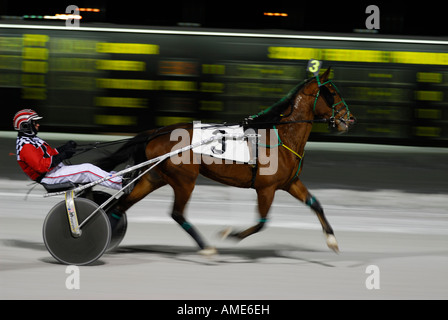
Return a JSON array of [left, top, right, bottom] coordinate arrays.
[[43, 14, 82, 20], [79, 8, 100, 12], [25, 7, 98, 21], [263, 12, 288, 17]]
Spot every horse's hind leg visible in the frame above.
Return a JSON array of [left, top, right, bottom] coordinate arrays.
[[168, 175, 216, 255], [109, 172, 166, 227], [286, 179, 339, 252], [116, 171, 166, 212]]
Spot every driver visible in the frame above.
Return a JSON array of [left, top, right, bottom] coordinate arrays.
[[13, 108, 123, 190]]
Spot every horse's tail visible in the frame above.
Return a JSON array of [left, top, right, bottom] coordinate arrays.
[[95, 130, 156, 172]]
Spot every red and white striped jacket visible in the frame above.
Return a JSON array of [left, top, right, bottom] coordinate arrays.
[[16, 135, 60, 181]]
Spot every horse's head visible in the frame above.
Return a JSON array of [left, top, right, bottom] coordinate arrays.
[[309, 68, 356, 132]]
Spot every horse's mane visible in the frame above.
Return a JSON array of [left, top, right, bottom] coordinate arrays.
[[247, 77, 311, 127]]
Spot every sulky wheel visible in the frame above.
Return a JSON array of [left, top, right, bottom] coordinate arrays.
[[43, 198, 111, 266], [106, 211, 127, 252], [89, 191, 128, 251]]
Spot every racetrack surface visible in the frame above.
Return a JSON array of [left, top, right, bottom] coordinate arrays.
[[1, 180, 447, 300], [1, 136, 447, 300]]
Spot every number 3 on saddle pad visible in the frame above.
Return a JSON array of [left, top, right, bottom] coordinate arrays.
[[192, 121, 252, 164]]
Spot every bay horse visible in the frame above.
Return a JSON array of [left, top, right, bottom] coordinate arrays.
[[96, 68, 356, 254]]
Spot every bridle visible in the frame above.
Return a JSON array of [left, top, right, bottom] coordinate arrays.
[[246, 75, 352, 128], [313, 75, 351, 128]]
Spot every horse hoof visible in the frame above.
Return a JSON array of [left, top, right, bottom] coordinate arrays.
[[326, 234, 339, 253], [219, 227, 233, 240], [198, 247, 218, 256]]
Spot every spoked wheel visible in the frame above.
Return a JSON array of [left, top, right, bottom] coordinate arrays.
[[43, 198, 111, 266], [89, 191, 128, 251]]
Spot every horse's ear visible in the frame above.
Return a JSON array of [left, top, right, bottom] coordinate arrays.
[[320, 67, 331, 82]]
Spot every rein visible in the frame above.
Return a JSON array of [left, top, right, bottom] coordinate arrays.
[[71, 138, 134, 158], [243, 117, 329, 127]]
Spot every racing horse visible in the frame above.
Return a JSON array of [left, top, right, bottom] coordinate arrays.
[[96, 68, 356, 254]]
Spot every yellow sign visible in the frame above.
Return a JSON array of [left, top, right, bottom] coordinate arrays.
[[96, 43, 159, 54], [268, 46, 448, 65]]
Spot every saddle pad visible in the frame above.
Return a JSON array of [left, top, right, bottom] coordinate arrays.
[[191, 122, 251, 163]]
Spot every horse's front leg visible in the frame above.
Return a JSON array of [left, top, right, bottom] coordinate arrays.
[[286, 179, 339, 252]]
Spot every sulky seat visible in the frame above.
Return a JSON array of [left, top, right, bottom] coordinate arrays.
[[40, 181, 77, 193]]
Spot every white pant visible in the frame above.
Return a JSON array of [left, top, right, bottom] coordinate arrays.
[[41, 163, 122, 190]]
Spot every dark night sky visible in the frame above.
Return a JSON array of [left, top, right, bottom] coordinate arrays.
[[0, 1, 446, 37]]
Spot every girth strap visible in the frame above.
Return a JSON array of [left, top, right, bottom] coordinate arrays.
[[250, 128, 259, 189], [249, 126, 304, 188]]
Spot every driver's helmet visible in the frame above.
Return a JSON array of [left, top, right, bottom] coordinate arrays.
[[13, 109, 43, 136]]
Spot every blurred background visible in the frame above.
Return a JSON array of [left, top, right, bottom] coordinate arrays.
[[2, 3, 447, 300], [0, 1, 447, 147]]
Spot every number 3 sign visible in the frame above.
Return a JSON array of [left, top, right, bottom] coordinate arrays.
[[307, 59, 322, 76]]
